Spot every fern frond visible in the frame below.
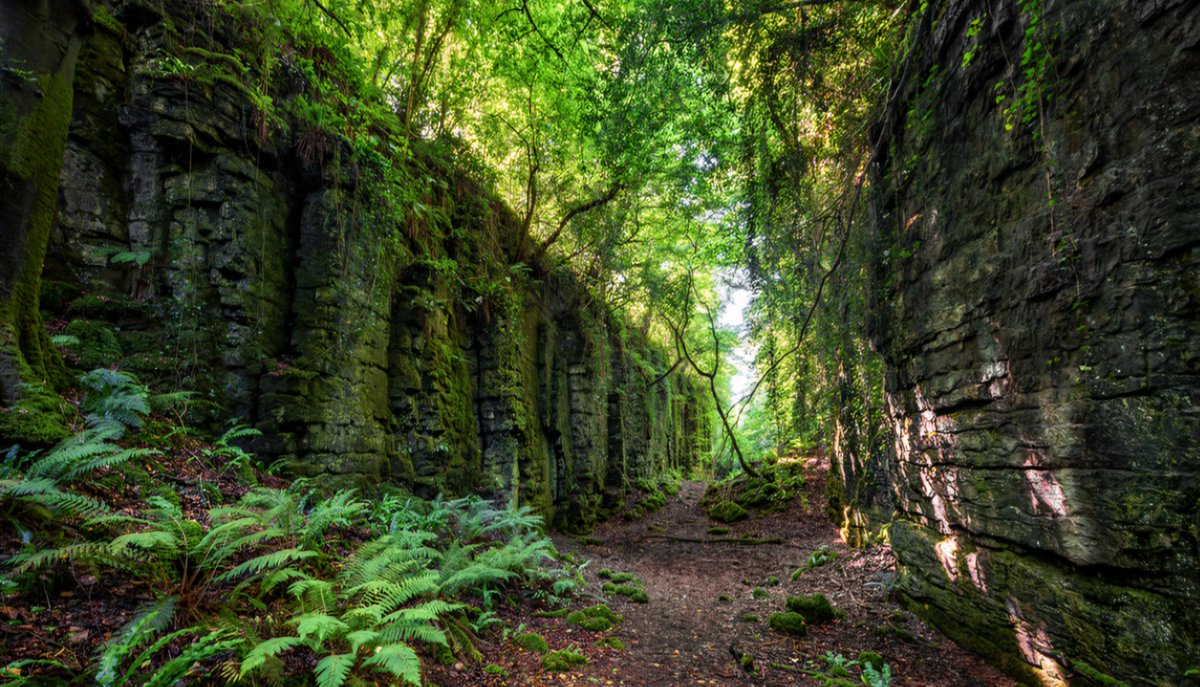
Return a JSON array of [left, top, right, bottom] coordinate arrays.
[[292, 613, 348, 643], [361, 644, 421, 685], [217, 548, 318, 582], [377, 622, 446, 647], [345, 630, 380, 655], [239, 636, 308, 677], [109, 529, 179, 555], [314, 653, 355, 687], [96, 597, 177, 687], [142, 629, 240, 687], [346, 571, 439, 610]]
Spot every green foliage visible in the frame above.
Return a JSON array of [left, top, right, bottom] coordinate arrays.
[[198, 422, 261, 476], [861, 661, 892, 687], [79, 369, 151, 438], [94, 597, 239, 687], [793, 544, 839, 579], [856, 652, 884, 673]]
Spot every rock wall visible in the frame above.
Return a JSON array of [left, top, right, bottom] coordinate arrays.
[[27, 2, 708, 529], [864, 0, 1200, 683]]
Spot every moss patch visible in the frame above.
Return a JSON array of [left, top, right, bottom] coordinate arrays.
[[857, 651, 885, 672], [597, 569, 637, 584], [542, 648, 589, 671], [768, 612, 807, 637], [603, 582, 648, 603], [566, 605, 622, 632], [707, 500, 749, 523], [512, 632, 548, 654], [595, 637, 625, 650], [786, 593, 839, 624]]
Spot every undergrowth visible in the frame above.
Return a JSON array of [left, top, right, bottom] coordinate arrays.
[[0, 369, 583, 686]]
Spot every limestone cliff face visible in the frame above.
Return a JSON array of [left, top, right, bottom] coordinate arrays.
[[35, 3, 707, 529], [864, 0, 1200, 683]]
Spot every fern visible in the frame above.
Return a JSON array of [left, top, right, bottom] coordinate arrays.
[[361, 644, 422, 685], [293, 613, 350, 643], [314, 653, 355, 687], [79, 369, 152, 438], [217, 547, 318, 582], [239, 636, 309, 677]]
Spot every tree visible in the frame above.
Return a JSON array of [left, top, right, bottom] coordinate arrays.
[[0, 0, 88, 443]]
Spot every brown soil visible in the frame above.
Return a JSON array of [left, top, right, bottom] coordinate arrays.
[[433, 464, 1021, 687]]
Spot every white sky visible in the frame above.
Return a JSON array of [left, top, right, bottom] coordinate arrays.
[[717, 271, 757, 421]]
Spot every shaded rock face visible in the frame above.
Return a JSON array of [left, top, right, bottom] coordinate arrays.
[[863, 0, 1200, 683], [36, 5, 706, 528]]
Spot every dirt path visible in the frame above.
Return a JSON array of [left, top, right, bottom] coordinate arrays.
[[430, 465, 1019, 686], [550, 471, 1019, 687]]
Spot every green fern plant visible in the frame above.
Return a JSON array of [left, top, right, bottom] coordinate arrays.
[[198, 422, 261, 476], [95, 596, 240, 687], [0, 429, 151, 542], [80, 369, 152, 438], [242, 532, 458, 687]]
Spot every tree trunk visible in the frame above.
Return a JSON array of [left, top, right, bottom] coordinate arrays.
[[0, 0, 88, 442]]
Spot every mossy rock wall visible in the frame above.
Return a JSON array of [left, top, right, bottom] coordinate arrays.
[[16, 0, 708, 527], [864, 0, 1200, 684]]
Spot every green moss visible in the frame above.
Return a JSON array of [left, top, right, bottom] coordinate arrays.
[[597, 569, 637, 584], [739, 652, 756, 673], [0, 69, 75, 398], [751, 587, 769, 599], [740, 614, 759, 622], [717, 594, 732, 603], [482, 664, 508, 677], [1069, 659, 1130, 687], [768, 612, 807, 637], [786, 593, 838, 624], [595, 637, 625, 650], [707, 526, 730, 535], [857, 652, 885, 672], [602, 582, 648, 603], [432, 642, 455, 666], [0, 386, 72, 444], [707, 500, 749, 523], [532, 608, 571, 618], [512, 632, 548, 654], [566, 605, 622, 632], [764, 575, 780, 586], [576, 535, 603, 546], [541, 648, 588, 671]]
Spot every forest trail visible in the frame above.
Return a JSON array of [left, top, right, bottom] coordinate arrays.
[[431, 465, 1021, 686]]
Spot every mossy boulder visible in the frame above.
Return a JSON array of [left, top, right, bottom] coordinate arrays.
[[707, 500, 749, 523], [768, 612, 807, 637], [512, 632, 548, 654], [786, 593, 839, 624], [566, 604, 622, 632]]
